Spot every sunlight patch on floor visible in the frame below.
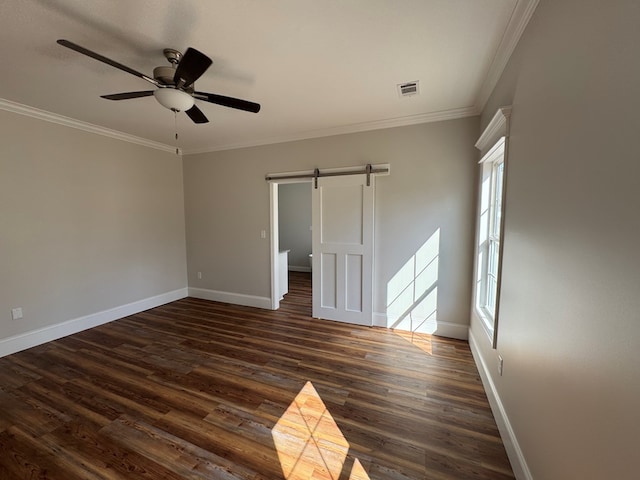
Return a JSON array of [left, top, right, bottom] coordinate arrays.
[[393, 329, 434, 355], [272, 381, 370, 480]]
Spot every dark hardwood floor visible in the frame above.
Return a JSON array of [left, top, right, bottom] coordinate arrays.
[[0, 272, 514, 479]]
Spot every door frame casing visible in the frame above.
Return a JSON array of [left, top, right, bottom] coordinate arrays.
[[268, 164, 390, 312], [268, 178, 312, 310]]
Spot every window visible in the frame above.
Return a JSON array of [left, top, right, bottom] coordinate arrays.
[[476, 138, 505, 326], [474, 106, 510, 347]]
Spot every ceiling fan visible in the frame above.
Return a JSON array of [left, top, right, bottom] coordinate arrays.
[[57, 39, 260, 124]]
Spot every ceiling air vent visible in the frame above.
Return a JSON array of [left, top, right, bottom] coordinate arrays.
[[398, 81, 419, 97]]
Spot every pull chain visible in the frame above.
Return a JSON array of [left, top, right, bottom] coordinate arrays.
[[174, 110, 179, 155]]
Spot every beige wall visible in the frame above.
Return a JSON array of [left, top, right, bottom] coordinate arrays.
[[279, 182, 312, 269], [184, 117, 479, 336], [0, 109, 477, 345], [0, 110, 187, 345], [472, 1, 640, 478]]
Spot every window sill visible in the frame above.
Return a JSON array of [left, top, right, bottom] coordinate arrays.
[[474, 307, 495, 345]]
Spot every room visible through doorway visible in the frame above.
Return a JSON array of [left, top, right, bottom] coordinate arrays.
[[270, 180, 313, 312]]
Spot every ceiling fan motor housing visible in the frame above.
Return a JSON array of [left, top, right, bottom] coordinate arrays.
[[153, 65, 195, 93], [153, 66, 176, 85]]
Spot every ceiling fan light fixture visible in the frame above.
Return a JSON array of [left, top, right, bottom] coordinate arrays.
[[153, 88, 194, 112]]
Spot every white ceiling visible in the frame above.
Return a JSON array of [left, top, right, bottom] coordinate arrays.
[[0, 0, 537, 154]]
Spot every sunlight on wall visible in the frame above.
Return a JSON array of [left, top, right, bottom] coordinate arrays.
[[272, 381, 370, 480], [386, 228, 440, 333]]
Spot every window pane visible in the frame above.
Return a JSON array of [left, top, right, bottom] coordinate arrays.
[[492, 161, 504, 238], [488, 240, 498, 277], [486, 277, 496, 316], [486, 239, 499, 315]]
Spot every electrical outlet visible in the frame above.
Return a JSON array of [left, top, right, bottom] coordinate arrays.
[[11, 307, 23, 320], [498, 355, 504, 376], [260, 230, 266, 239]]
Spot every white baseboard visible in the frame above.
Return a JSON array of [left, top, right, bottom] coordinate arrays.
[[372, 312, 388, 328], [0, 288, 188, 358], [468, 328, 532, 480], [288, 266, 311, 273], [188, 287, 272, 310], [372, 312, 468, 340], [433, 321, 469, 340]]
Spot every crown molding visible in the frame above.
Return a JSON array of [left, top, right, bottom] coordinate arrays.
[[0, 98, 176, 154], [2, 96, 476, 156], [475, 106, 512, 153], [474, 0, 539, 111], [183, 105, 479, 155]]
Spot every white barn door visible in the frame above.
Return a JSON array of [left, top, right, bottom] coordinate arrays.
[[312, 174, 374, 325]]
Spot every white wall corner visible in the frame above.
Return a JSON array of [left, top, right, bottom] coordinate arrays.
[[188, 287, 272, 310], [0, 288, 188, 358], [468, 328, 533, 480]]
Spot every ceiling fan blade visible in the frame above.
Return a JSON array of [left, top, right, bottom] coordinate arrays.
[[193, 92, 261, 113], [185, 105, 209, 124], [173, 48, 212, 89], [57, 39, 159, 87], [101, 91, 155, 100]]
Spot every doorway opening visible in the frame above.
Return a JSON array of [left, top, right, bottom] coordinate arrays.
[[268, 164, 388, 323], [269, 180, 312, 313]]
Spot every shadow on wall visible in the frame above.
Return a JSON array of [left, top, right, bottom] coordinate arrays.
[[386, 228, 440, 333]]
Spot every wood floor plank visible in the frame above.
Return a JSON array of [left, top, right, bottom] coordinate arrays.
[[99, 415, 263, 480], [0, 272, 514, 479], [46, 421, 185, 480]]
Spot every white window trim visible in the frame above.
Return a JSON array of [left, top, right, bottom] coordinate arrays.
[[474, 107, 511, 348], [476, 139, 505, 335]]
